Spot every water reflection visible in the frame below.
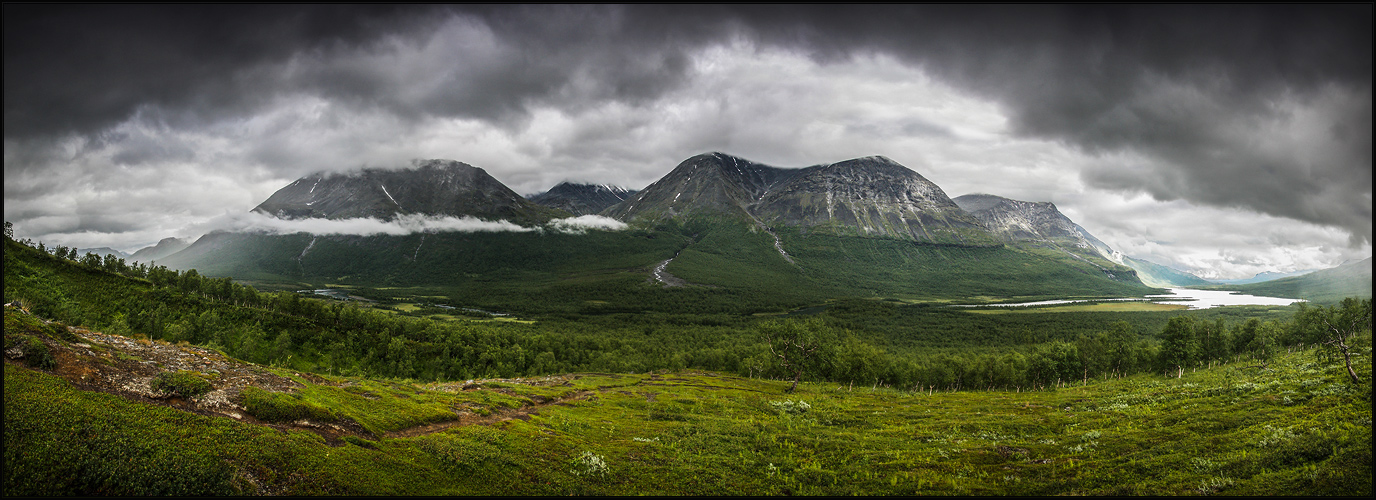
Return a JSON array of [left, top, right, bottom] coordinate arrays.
[[954, 288, 1305, 310]]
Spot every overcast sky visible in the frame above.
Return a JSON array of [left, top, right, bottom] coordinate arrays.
[[4, 5, 1370, 279]]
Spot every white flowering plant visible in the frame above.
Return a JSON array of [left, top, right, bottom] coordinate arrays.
[[571, 451, 609, 478]]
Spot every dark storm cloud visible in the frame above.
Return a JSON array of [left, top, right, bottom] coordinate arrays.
[[666, 4, 1372, 244], [3, 4, 437, 138], [4, 5, 1370, 245]]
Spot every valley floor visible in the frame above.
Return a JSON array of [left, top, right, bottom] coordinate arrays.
[[4, 305, 1371, 496]]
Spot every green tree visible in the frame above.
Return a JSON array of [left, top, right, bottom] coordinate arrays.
[[1158, 316, 1198, 378], [1298, 298, 1372, 384], [758, 318, 835, 393]]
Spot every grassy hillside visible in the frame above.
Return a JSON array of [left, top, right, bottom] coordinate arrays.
[[4, 228, 1370, 495], [5, 313, 1370, 495], [1213, 258, 1372, 304], [153, 217, 1157, 315]]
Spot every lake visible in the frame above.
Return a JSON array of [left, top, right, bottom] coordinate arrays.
[[1146, 287, 1306, 309], [955, 288, 1305, 310]]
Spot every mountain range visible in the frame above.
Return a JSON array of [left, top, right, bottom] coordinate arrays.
[[607, 153, 993, 246], [139, 151, 1365, 307]]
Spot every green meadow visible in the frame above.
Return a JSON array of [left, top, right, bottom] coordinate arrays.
[[5, 345, 1369, 495]]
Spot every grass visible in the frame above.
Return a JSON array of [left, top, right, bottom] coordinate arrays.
[[6, 344, 1369, 495]]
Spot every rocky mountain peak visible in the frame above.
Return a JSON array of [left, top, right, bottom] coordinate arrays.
[[953, 194, 1079, 241], [754, 156, 992, 244], [252, 159, 558, 224], [604, 152, 996, 245], [527, 182, 637, 216]]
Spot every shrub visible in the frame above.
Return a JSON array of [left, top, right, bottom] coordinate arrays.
[[150, 371, 213, 398], [239, 387, 338, 423], [23, 337, 55, 369]]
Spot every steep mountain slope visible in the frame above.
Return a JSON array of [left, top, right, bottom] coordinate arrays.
[[128, 237, 190, 263], [603, 152, 808, 222], [754, 157, 993, 245], [953, 194, 1138, 283], [527, 182, 636, 216], [252, 159, 561, 225], [606, 152, 995, 246]]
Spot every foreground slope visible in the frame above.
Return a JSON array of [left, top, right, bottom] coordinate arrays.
[[6, 309, 1369, 495]]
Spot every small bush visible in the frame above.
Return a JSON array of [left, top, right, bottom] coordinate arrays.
[[239, 387, 338, 423], [23, 337, 55, 369], [150, 371, 213, 398]]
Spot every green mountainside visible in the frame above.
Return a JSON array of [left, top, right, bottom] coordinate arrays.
[[1212, 258, 1373, 304], [153, 153, 1153, 309], [154, 216, 1152, 314], [4, 232, 1370, 495]]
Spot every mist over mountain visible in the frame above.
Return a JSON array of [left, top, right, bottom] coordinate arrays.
[[1119, 256, 1214, 288], [527, 182, 636, 216], [1213, 269, 1318, 285], [128, 237, 190, 263], [75, 247, 130, 260], [252, 159, 561, 225]]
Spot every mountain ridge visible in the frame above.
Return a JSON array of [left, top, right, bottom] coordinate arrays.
[[606, 152, 995, 246], [527, 182, 636, 216], [252, 159, 561, 225], [952, 193, 1139, 283]]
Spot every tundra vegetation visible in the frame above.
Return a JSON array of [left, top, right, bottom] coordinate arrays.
[[3, 227, 1371, 495]]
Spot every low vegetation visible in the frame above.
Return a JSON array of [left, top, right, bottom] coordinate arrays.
[[3, 225, 1370, 495], [4, 331, 1369, 495]]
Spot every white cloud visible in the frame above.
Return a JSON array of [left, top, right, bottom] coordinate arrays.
[[548, 215, 628, 233]]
